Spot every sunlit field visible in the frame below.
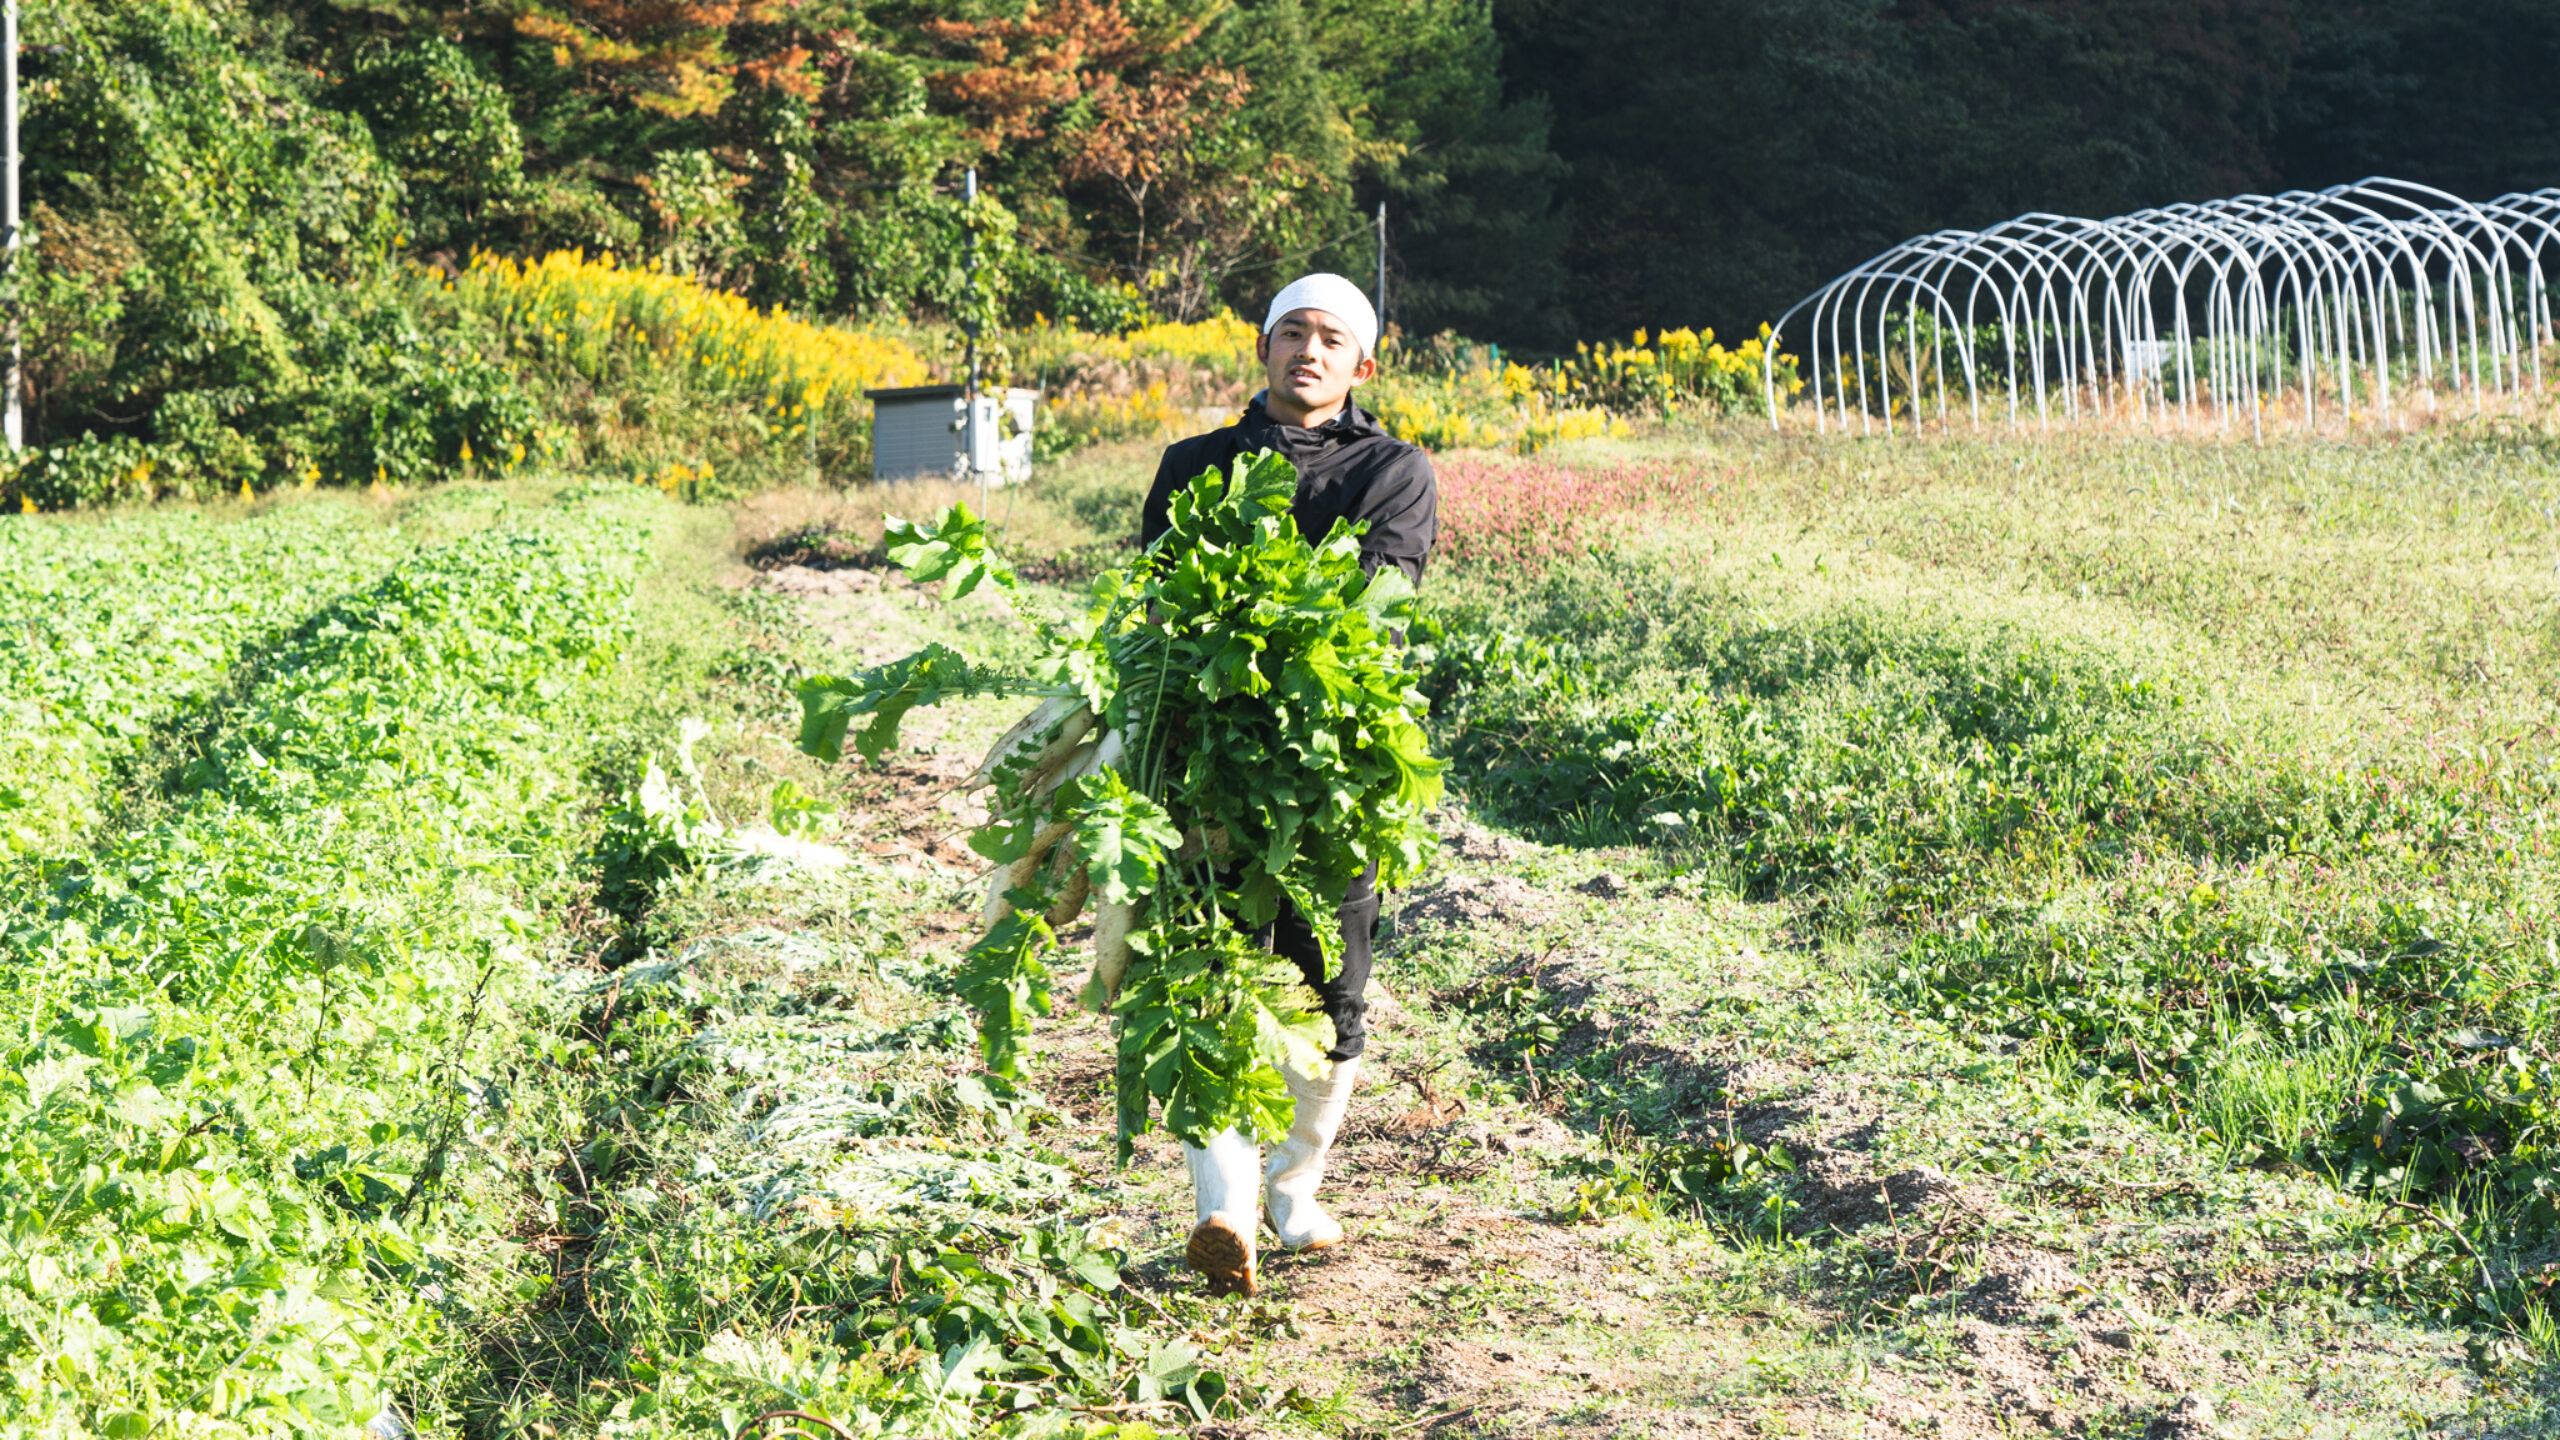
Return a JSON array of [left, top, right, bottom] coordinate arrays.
[[4, 417, 2555, 1435]]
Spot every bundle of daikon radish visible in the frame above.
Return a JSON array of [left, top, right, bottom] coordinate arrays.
[[960, 693, 1136, 1007], [796, 452, 1442, 1152]]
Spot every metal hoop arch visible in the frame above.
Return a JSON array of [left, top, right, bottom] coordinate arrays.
[[1764, 179, 2560, 434]]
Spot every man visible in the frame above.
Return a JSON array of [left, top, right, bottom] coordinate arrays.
[[1138, 273, 1437, 1296]]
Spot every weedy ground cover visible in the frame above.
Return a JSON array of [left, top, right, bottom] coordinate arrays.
[[575, 473, 2556, 1435], [1430, 458, 1706, 574], [1418, 426, 2560, 1349]]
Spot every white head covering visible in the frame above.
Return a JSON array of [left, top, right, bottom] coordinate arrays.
[[1263, 273, 1379, 356]]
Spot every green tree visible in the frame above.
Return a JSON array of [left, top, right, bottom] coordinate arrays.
[[15, 0, 540, 503], [25, 1, 398, 472], [331, 34, 529, 255], [1492, 0, 2295, 347], [897, 0, 1358, 320], [2274, 0, 2560, 196], [1308, 0, 1569, 341]]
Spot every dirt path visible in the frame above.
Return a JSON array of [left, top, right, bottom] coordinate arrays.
[[752, 555, 1750, 1435]]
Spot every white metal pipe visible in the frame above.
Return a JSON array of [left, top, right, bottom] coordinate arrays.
[[1763, 177, 2560, 439]]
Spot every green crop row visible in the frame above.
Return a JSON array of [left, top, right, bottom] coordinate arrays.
[[0, 502, 419, 860], [0, 490, 655, 1432]]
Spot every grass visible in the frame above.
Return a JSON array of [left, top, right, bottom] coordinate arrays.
[[1361, 853, 2549, 1431], [1412, 421, 2560, 1351], [6, 413, 2559, 1435], [2187, 1003, 2389, 1169]]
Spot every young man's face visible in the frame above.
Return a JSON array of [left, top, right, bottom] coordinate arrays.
[[1257, 308, 1377, 423]]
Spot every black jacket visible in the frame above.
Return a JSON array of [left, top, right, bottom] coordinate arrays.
[[1140, 395, 1438, 585]]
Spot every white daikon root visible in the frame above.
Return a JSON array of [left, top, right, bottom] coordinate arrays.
[[1082, 899, 1137, 1013], [966, 696, 1095, 792], [981, 818, 1074, 926], [1011, 723, 1124, 823], [1055, 727, 1124, 789], [1044, 844, 1093, 929]]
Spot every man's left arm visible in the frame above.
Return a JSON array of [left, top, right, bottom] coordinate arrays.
[[1354, 449, 1438, 587], [1139, 440, 1197, 550]]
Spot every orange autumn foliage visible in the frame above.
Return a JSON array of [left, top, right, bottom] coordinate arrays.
[[515, 0, 805, 117], [919, 0, 1245, 172]]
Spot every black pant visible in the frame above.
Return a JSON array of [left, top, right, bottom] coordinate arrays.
[[1258, 864, 1378, 1061]]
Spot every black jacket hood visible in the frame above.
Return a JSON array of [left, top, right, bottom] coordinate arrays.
[[1140, 393, 1439, 585]]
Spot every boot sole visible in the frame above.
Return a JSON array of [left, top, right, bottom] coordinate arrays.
[[1187, 1218, 1257, 1296]]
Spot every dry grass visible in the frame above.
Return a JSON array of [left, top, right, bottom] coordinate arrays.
[[1484, 422, 2560, 755], [731, 443, 1161, 580]]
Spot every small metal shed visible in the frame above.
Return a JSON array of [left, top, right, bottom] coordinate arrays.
[[868, 384, 1040, 484]]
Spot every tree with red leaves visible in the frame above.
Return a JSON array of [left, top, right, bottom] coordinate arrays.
[[514, 0, 792, 119], [914, 0, 1341, 319]]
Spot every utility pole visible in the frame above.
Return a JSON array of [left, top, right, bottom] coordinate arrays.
[[961, 167, 985, 505], [1373, 202, 1387, 343], [6, 0, 21, 453]]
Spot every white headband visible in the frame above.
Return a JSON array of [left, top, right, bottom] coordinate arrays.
[[1263, 273, 1379, 356]]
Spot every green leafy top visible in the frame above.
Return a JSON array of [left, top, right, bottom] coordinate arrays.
[[1119, 453, 1442, 929], [797, 450, 1443, 1153]]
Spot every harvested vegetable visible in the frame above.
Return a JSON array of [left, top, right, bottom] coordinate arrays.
[[797, 450, 1443, 1156]]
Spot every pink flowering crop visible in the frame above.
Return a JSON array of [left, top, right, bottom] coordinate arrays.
[[1433, 458, 1712, 575]]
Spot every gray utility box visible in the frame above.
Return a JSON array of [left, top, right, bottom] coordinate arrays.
[[867, 384, 1040, 484]]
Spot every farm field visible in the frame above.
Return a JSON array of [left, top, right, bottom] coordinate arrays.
[[2, 426, 2556, 1438]]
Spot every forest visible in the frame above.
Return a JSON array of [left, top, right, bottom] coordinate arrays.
[[16, 0, 2560, 495]]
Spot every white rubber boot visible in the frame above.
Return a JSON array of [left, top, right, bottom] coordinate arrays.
[[1265, 1056, 1359, 1250], [1182, 1129, 1261, 1295]]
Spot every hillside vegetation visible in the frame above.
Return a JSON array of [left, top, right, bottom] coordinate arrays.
[[19, 0, 2560, 506]]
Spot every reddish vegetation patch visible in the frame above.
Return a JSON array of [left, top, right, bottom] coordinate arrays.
[[1433, 459, 1711, 573]]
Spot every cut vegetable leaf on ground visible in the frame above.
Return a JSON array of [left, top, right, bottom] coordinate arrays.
[[795, 450, 1443, 1152], [884, 502, 1016, 600]]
